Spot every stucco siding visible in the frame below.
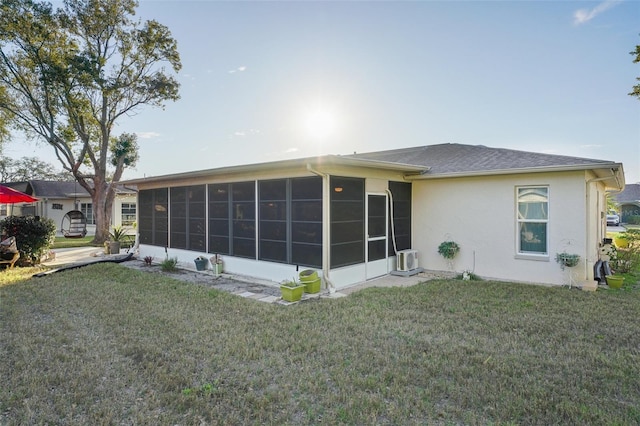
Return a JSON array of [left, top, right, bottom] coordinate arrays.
[[412, 171, 589, 285]]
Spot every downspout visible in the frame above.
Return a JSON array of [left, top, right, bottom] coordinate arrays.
[[586, 169, 623, 282], [306, 164, 336, 293], [584, 179, 593, 283], [385, 189, 398, 256]]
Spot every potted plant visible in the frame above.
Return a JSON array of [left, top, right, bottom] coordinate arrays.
[[438, 240, 460, 259], [555, 252, 580, 270], [605, 275, 625, 289], [194, 255, 209, 271], [280, 279, 305, 302], [438, 240, 460, 270], [108, 225, 127, 254], [613, 233, 628, 248], [210, 254, 223, 275], [299, 269, 321, 294]]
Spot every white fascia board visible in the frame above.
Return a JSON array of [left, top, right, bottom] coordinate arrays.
[[405, 162, 625, 190], [121, 155, 428, 186]]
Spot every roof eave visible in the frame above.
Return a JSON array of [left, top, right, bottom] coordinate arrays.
[[405, 162, 625, 190], [121, 155, 428, 185]]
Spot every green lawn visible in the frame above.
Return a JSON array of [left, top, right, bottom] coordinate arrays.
[[51, 235, 96, 249], [1, 265, 639, 425], [51, 235, 134, 250]]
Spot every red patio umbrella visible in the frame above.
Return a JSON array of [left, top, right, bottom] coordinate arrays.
[[0, 185, 38, 204]]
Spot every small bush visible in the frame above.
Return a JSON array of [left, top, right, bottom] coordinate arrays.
[[0, 216, 56, 265], [160, 256, 179, 272], [611, 229, 640, 273]]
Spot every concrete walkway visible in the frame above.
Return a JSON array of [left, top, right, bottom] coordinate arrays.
[[44, 246, 106, 266]]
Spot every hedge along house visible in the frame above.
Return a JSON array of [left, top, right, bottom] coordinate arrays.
[[123, 143, 625, 290]]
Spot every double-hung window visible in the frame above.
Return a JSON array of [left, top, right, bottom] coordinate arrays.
[[121, 203, 136, 226], [80, 203, 95, 225], [517, 186, 548, 256]]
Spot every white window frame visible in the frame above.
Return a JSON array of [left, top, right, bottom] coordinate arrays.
[[516, 185, 549, 258], [121, 202, 136, 226], [80, 203, 95, 225]]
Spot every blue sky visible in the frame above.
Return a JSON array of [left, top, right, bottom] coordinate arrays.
[[7, 0, 640, 183]]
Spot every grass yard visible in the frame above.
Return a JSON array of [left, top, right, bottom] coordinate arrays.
[[1, 265, 639, 425], [51, 235, 135, 250], [51, 235, 96, 249]]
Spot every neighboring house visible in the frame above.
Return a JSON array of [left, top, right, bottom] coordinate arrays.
[[122, 143, 625, 289], [0, 181, 34, 217], [614, 183, 640, 223], [0, 180, 137, 236]]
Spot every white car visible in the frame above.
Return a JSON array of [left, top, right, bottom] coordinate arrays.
[[606, 214, 620, 226]]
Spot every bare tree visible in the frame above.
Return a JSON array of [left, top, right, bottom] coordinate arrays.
[[0, 156, 73, 182], [0, 0, 181, 243]]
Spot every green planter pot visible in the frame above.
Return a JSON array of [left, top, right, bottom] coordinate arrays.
[[280, 284, 305, 302], [299, 269, 318, 281], [605, 275, 625, 289], [299, 269, 321, 294], [212, 263, 222, 274], [194, 258, 208, 271], [303, 279, 321, 294], [108, 241, 121, 255]]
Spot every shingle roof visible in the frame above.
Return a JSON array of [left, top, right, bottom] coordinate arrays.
[[26, 180, 90, 197], [2, 181, 29, 193], [3, 180, 135, 198], [122, 143, 624, 190], [346, 143, 618, 176], [615, 183, 640, 203]]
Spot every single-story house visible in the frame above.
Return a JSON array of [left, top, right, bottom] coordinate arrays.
[[122, 143, 625, 289], [1, 180, 137, 236], [614, 183, 640, 223]]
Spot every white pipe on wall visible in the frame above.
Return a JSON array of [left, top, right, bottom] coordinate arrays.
[[306, 164, 336, 293]]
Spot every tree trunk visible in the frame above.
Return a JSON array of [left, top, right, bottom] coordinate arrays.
[[82, 177, 116, 245]]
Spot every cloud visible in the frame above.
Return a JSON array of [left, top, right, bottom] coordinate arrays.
[[580, 144, 603, 149], [284, 147, 298, 154], [573, 0, 622, 25], [230, 129, 260, 138], [228, 66, 247, 74], [135, 131, 161, 139]]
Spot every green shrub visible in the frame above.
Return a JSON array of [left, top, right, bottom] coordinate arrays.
[[626, 215, 640, 225], [611, 229, 640, 273], [438, 240, 460, 259], [0, 216, 56, 265], [160, 256, 179, 272]]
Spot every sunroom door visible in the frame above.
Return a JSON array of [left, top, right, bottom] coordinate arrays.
[[366, 194, 388, 279]]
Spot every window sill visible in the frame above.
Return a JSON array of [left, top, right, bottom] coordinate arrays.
[[515, 253, 549, 262]]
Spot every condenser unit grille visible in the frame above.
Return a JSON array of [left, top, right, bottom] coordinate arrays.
[[397, 249, 418, 271]]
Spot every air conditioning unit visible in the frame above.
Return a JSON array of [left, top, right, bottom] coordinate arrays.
[[397, 249, 418, 272]]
